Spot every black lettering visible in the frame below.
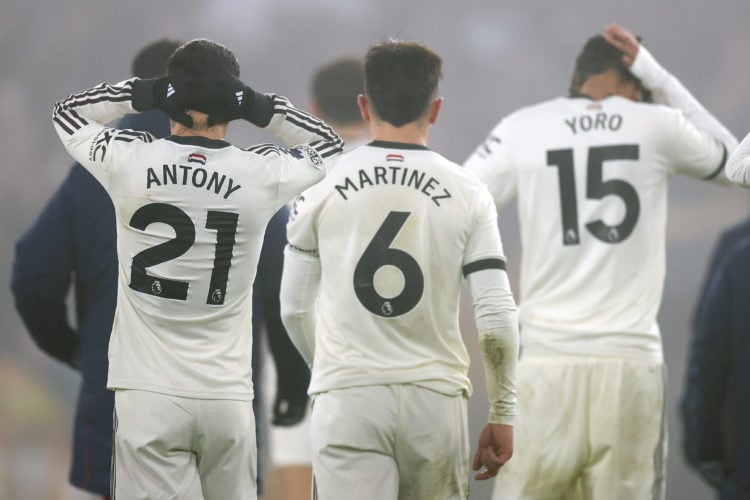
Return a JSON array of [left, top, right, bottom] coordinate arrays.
[[610, 114, 623, 131], [335, 177, 358, 200], [406, 169, 425, 189], [146, 168, 161, 189], [192, 168, 207, 188], [358, 169, 374, 188], [421, 177, 438, 197], [595, 113, 607, 130], [389, 166, 400, 184], [564, 117, 577, 134], [206, 172, 226, 195], [179, 165, 192, 184], [580, 115, 592, 131], [223, 179, 241, 199], [431, 189, 452, 207], [163, 164, 177, 185], [373, 166, 388, 185]]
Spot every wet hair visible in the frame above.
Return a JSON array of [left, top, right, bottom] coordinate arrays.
[[131, 39, 183, 79], [167, 38, 240, 78], [364, 40, 442, 127], [311, 57, 364, 125]]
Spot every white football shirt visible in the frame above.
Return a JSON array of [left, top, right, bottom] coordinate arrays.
[[465, 94, 728, 362], [52, 78, 342, 400], [286, 141, 508, 396]]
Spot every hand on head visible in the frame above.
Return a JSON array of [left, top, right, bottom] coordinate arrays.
[[602, 23, 640, 68]]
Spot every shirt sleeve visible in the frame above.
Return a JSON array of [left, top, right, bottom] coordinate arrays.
[[52, 78, 155, 189], [279, 246, 321, 367], [463, 188, 519, 425], [247, 95, 344, 206], [463, 119, 518, 209], [725, 130, 750, 186], [11, 167, 79, 368], [630, 46, 736, 184]]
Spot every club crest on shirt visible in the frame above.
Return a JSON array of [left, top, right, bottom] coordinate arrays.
[[188, 152, 207, 165], [151, 280, 163, 296]]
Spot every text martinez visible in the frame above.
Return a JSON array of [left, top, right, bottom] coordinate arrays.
[[335, 166, 452, 206], [146, 164, 241, 199]]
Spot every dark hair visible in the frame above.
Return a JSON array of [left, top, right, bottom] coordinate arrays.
[[167, 38, 240, 78], [569, 35, 642, 96], [311, 57, 364, 125], [131, 39, 183, 79], [364, 40, 442, 127]]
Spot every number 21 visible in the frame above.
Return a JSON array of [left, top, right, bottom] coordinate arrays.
[[129, 203, 238, 305]]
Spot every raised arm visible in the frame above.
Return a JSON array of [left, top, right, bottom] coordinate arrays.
[[604, 23, 738, 178], [726, 131, 750, 186]]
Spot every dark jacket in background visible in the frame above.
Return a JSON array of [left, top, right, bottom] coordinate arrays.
[[683, 224, 750, 500], [11, 110, 168, 495]]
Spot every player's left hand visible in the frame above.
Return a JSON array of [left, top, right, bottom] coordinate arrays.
[[472, 423, 513, 480], [602, 23, 640, 68]]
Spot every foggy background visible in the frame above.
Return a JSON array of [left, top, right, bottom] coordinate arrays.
[[2, 1, 749, 499]]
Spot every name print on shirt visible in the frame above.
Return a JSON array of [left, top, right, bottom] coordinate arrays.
[[335, 165, 452, 207], [564, 112, 623, 135], [146, 164, 242, 200]]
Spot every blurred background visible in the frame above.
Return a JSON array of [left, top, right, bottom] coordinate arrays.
[[2, 1, 749, 499]]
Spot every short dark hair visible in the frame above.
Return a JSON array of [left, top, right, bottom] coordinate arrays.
[[167, 38, 240, 78], [311, 57, 364, 126], [569, 35, 642, 96], [364, 40, 442, 127], [131, 39, 183, 79]]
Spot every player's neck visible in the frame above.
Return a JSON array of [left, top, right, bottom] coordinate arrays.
[[579, 69, 639, 101], [368, 121, 429, 147], [170, 123, 228, 140]]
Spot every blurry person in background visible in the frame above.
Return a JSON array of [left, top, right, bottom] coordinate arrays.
[[10, 38, 182, 500], [262, 55, 367, 500], [681, 133, 750, 499], [464, 23, 737, 499]]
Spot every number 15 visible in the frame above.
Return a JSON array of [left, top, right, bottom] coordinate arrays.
[[547, 144, 640, 245]]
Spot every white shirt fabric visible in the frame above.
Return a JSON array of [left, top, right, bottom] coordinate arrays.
[[52, 78, 342, 401], [283, 140, 517, 406], [464, 46, 736, 363]]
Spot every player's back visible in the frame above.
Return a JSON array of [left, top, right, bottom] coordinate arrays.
[[295, 141, 497, 396], [106, 135, 298, 399], [466, 96, 724, 361]]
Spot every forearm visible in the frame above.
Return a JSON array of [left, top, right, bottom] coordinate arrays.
[[631, 46, 738, 153], [265, 95, 344, 163], [726, 130, 750, 186], [52, 79, 137, 171], [468, 269, 519, 425], [279, 246, 321, 366]]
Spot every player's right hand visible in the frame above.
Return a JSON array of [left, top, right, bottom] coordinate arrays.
[[472, 423, 513, 480]]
